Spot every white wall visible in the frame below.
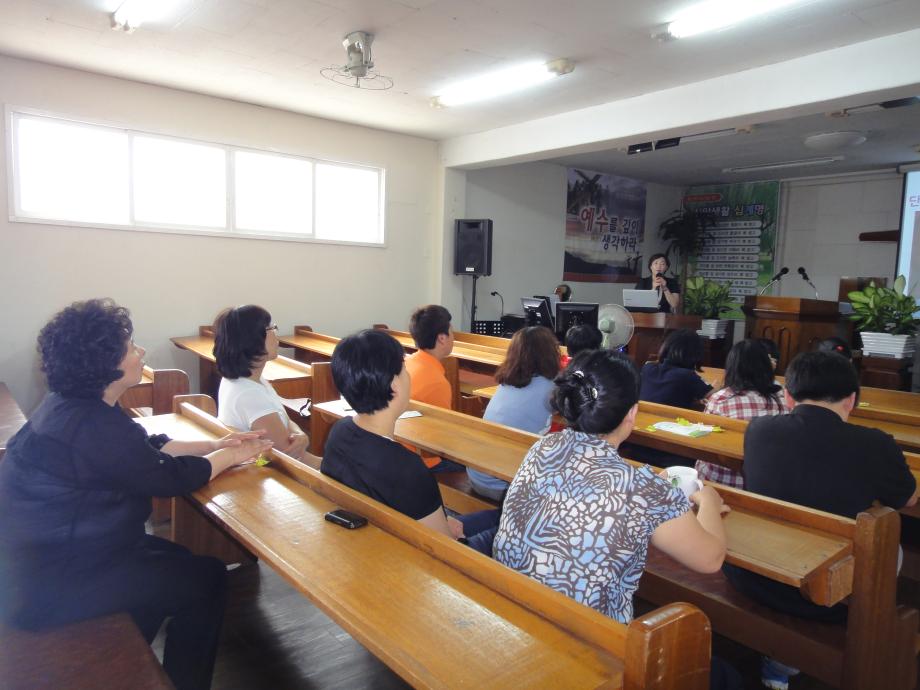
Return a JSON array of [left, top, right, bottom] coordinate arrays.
[[0, 56, 440, 413], [462, 162, 683, 325], [776, 171, 902, 301]]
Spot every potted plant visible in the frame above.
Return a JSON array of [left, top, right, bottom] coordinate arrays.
[[658, 209, 716, 295], [683, 275, 734, 336], [847, 275, 919, 357]]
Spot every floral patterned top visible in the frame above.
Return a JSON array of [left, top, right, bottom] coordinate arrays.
[[493, 428, 690, 624]]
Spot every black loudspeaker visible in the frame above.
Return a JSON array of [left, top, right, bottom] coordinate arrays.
[[454, 219, 493, 276]]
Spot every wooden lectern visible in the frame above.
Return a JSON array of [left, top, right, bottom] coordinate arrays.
[[742, 296, 841, 374], [627, 313, 735, 368]]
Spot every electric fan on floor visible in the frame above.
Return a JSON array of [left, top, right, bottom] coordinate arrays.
[[598, 304, 635, 350]]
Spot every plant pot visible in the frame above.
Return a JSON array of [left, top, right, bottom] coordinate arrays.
[[859, 332, 916, 358], [698, 319, 729, 338]]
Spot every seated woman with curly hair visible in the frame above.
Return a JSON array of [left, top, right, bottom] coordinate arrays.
[[0, 299, 271, 690], [467, 326, 561, 500], [214, 305, 309, 459]]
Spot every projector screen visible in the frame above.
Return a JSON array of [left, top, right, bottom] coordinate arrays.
[[895, 170, 920, 299]]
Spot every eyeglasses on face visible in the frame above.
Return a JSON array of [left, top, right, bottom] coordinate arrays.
[[266, 324, 278, 332]]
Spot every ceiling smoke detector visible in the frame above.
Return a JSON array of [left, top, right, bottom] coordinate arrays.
[[320, 31, 393, 90]]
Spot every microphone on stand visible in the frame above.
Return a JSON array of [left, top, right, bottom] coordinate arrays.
[[759, 266, 789, 295], [798, 267, 819, 300], [490, 290, 504, 316], [655, 272, 665, 301]]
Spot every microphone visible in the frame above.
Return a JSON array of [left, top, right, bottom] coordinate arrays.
[[759, 267, 789, 295], [797, 267, 819, 299], [654, 272, 665, 300], [490, 290, 504, 316]]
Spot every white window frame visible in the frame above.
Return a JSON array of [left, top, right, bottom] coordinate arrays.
[[5, 106, 387, 247]]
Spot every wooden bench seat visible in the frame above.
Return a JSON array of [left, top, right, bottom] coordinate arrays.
[[0, 613, 171, 690], [136, 399, 712, 689], [0, 382, 27, 461]]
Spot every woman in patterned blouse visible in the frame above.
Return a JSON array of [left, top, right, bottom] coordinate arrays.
[[695, 339, 788, 488], [493, 349, 728, 625]]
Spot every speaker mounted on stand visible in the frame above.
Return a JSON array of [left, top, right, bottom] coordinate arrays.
[[454, 219, 493, 328]]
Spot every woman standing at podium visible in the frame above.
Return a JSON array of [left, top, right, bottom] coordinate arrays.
[[634, 254, 680, 313]]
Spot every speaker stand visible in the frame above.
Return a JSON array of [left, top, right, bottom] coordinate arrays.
[[470, 274, 479, 328]]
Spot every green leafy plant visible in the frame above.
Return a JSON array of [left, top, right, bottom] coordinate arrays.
[[658, 209, 716, 288], [683, 275, 735, 319], [847, 275, 919, 335]]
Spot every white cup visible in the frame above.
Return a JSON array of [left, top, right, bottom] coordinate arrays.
[[665, 466, 703, 499]]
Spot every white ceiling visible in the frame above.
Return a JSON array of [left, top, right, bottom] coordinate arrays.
[[0, 0, 919, 143], [549, 101, 920, 184]]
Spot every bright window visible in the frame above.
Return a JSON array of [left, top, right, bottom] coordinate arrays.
[[14, 116, 130, 225], [235, 150, 312, 235], [9, 111, 386, 245], [315, 163, 383, 244], [133, 135, 227, 228]]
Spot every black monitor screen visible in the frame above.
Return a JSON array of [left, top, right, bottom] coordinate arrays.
[[521, 297, 554, 329], [555, 302, 599, 339]]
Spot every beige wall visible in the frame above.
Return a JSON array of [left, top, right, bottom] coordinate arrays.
[[0, 56, 440, 412]]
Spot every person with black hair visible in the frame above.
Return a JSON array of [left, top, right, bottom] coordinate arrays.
[[561, 323, 603, 367], [729, 350, 918, 690], [634, 253, 680, 313], [321, 330, 498, 553], [404, 305, 463, 472], [214, 305, 309, 460], [0, 299, 271, 690], [815, 336, 853, 360], [468, 326, 561, 500], [553, 283, 573, 303], [694, 340, 788, 489], [494, 349, 728, 623], [757, 337, 780, 371], [639, 329, 713, 409]]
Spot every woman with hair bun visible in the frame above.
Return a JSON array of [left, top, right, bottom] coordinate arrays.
[[494, 349, 728, 624], [214, 305, 309, 459]]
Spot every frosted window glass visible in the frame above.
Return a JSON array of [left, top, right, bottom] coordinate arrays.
[[235, 151, 312, 234], [314, 163, 382, 243], [15, 116, 130, 225], [133, 136, 226, 228]]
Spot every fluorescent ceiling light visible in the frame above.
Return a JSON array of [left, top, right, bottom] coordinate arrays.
[[431, 59, 574, 108], [111, 0, 185, 32], [666, 0, 807, 39], [723, 156, 843, 173]]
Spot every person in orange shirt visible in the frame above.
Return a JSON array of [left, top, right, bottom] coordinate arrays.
[[404, 305, 465, 472]]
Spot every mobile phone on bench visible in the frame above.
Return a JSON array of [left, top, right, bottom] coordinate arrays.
[[324, 509, 368, 529]]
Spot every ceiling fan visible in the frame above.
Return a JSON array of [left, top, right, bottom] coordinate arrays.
[[320, 31, 393, 91]]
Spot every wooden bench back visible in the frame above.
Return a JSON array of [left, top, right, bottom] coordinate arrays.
[[118, 365, 190, 417], [153, 400, 712, 689]]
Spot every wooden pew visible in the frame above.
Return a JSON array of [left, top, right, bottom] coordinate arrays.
[[136, 399, 713, 689], [0, 382, 27, 461], [118, 365, 190, 417], [0, 613, 172, 690], [311, 391, 918, 689], [171, 326, 312, 401]]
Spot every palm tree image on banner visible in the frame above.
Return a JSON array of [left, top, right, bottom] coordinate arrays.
[[563, 168, 646, 283]]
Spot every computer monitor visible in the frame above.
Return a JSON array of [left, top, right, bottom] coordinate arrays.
[[521, 297, 554, 329], [555, 302, 599, 339]]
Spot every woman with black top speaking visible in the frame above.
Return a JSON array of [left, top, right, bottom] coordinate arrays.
[[634, 253, 680, 313]]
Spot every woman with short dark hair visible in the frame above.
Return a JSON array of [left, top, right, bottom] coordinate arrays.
[[0, 299, 270, 690], [467, 326, 561, 500], [634, 253, 680, 313], [214, 305, 309, 459], [695, 339, 789, 488], [494, 349, 728, 624], [639, 329, 712, 409]]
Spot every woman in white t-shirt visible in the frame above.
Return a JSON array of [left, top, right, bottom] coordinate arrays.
[[214, 305, 309, 459]]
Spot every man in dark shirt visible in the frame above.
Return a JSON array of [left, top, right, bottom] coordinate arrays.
[[727, 351, 917, 689], [321, 329, 498, 552]]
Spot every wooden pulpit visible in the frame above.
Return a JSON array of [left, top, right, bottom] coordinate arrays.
[[627, 313, 735, 368], [742, 296, 842, 374]]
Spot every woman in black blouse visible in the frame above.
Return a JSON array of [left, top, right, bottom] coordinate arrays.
[[634, 253, 681, 313], [0, 299, 271, 690]]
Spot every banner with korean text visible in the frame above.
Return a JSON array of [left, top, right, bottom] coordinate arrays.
[[684, 181, 780, 319], [563, 168, 646, 283]]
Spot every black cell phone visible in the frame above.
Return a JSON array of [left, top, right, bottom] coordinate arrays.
[[324, 509, 368, 529]]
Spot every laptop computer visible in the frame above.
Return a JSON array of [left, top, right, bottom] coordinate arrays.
[[622, 289, 660, 313]]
